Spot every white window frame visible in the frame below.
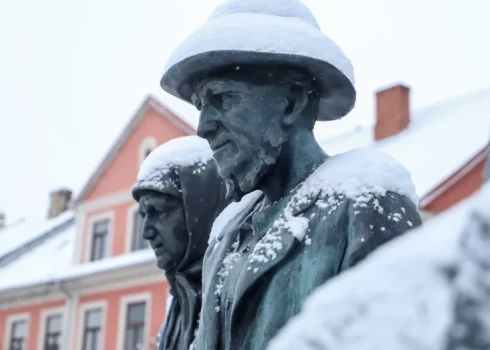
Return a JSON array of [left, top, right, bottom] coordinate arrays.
[[85, 211, 114, 263], [3, 312, 30, 350], [76, 300, 108, 350], [125, 204, 148, 253], [116, 292, 152, 350], [138, 136, 157, 166], [37, 306, 64, 350]]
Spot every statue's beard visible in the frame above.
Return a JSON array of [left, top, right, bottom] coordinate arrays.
[[223, 119, 287, 202]]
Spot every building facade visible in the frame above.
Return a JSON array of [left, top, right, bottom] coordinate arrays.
[[0, 84, 488, 349], [0, 96, 194, 350]]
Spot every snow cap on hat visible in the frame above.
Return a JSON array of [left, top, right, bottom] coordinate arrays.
[[161, 0, 356, 121]]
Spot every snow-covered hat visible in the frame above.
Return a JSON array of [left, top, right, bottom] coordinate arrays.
[[160, 0, 356, 121], [132, 136, 213, 200]]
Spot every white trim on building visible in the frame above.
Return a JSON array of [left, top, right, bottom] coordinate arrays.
[[116, 292, 152, 350], [125, 203, 139, 253], [139, 136, 158, 166], [37, 306, 65, 350], [75, 300, 108, 350], [3, 312, 30, 350], [84, 211, 115, 263]]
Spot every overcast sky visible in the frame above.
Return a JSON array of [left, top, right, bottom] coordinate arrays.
[[0, 0, 489, 222]]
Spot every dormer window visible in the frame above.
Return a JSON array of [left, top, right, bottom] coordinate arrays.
[[131, 209, 147, 252], [138, 137, 157, 166], [90, 219, 109, 262]]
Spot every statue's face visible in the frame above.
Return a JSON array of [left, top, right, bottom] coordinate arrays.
[[194, 77, 289, 201], [138, 192, 187, 271]]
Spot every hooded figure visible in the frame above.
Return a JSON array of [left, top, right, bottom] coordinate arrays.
[[132, 136, 229, 350]]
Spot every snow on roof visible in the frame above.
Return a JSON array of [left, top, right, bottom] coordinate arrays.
[[320, 86, 490, 199], [267, 182, 490, 350], [379, 87, 490, 197], [0, 223, 75, 291], [0, 210, 73, 259], [57, 248, 155, 282], [0, 221, 156, 292], [136, 135, 212, 183], [316, 125, 373, 155]]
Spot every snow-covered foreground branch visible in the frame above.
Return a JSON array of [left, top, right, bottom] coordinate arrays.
[[268, 183, 490, 350]]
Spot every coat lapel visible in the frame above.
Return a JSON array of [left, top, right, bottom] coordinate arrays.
[[231, 192, 320, 320], [197, 224, 234, 348], [197, 193, 264, 348]]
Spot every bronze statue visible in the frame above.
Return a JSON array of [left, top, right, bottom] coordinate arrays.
[[132, 136, 229, 350], [160, 0, 423, 348]]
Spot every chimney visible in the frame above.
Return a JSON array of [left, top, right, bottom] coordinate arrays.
[[0, 212, 5, 229], [48, 189, 72, 219], [374, 84, 410, 141]]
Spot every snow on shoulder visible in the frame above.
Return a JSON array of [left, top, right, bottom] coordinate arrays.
[[267, 183, 490, 350], [286, 148, 417, 242], [249, 148, 418, 266], [136, 136, 212, 182], [303, 147, 418, 206]]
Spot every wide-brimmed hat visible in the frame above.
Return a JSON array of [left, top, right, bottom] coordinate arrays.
[[160, 0, 356, 121]]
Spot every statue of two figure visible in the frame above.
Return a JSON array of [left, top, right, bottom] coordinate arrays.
[[133, 0, 423, 349]]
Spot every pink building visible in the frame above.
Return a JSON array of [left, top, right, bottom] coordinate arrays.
[[0, 96, 194, 350], [0, 84, 487, 349]]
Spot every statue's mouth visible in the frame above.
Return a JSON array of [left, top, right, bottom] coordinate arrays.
[[212, 140, 230, 154], [150, 237, 164, 254]]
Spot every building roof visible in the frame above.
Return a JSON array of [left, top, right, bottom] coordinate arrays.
[[320, 86, 490, 203], [1, 87, 487, 295], [74, 95, 195, 204], [0, 223, 75, 291], [0, 217, 158, 294], [0, 211, 74, 262]]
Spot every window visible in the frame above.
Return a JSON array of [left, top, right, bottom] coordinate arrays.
[[131, 210, 147, 252], [90, 219, 109, 261], [123, 302, 146, 350], [138, 137, 157, 165], [43, 314, 62, 350], [82, 309, 102, 350], [144, 148, 153, 159], [9, 320, 27, 350]]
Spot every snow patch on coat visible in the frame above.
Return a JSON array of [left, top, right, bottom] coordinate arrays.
[[248, 148, 417, 265]]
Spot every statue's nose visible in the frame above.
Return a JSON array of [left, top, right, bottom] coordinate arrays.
[[197, 108, 219, 141], [142, 224, 156, 240]]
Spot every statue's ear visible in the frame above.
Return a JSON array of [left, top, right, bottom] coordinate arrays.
[[283, 84, 308, 126]]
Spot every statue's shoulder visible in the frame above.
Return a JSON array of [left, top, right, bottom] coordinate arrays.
[[300, 147, 418, 209]]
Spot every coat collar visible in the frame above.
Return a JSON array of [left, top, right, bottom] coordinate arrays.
[[198, 188, 320, 347], [231, 189, 320, 319]]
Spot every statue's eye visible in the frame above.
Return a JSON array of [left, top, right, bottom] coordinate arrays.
[[211, 93, 233, 110], [191, 94, 202, 111]]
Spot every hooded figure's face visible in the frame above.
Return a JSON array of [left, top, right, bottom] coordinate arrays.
[[138, 191, 187, 271]]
